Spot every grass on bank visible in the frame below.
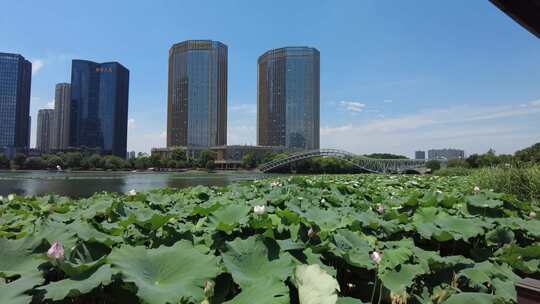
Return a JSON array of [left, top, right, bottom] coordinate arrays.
[[470, 165, 540, 203]]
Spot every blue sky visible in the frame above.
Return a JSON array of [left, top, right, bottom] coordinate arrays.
[[2, 0, 539, 156]]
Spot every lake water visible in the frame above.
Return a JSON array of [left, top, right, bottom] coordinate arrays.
[[0, 170, 273, 198]]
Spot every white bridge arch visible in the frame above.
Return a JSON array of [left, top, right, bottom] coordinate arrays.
[[258, 149, 430, 173]]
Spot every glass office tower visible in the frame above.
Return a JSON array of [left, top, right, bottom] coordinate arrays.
[[69, 60, 129, 158], [52, 83, 71, 150], [257, 47, 320, 150], [167, 40, 227, 147], [0, 52, 32, 155], [36, 109, 54, 152]]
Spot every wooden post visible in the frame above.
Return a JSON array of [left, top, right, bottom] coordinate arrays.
[[517, 278, 540, 304]]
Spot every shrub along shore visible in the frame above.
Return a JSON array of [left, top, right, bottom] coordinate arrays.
[[0, 174, 538, 303]]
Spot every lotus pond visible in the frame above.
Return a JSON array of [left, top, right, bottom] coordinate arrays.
[[0, 175, 539, 304]]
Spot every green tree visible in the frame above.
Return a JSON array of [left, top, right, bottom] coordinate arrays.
[[24, 157, 47, 170], [14, 153, 26, 169], [170, 148, 187, 162], [46, 155, 64, 168], [198, 150, 216, 167], [83, 154, 104, 169], [205, 159, 215, 170], [426, 160, 441, 172], [447, 159, 469, 168], [241, 152, 257, 169], [0, 154, 9, 169], [62, 152, 83, 168]]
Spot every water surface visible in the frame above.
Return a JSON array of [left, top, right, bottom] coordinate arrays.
[[0, 170, 272, 198]]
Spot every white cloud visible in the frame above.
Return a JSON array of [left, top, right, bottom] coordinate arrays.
[[339, 101, 366, 113], [230, 104, 256, 114], [31, 59, 45, 75], [128, 118, 136, 129], [321, 99, 540, 156], [383, 99, 393, 103], [530, 100, 540, 107]]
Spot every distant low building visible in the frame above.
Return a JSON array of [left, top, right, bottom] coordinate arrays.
[[127, 151, 136, 159], [415, 150, 426, 160], [428, 148, 465, 161]]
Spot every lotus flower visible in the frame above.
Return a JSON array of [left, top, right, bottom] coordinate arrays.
[[308, 227, 317, 238], [530, 211, 537, 219], [127, 189, 137, 196], [370, 251, 382, 264], [270, 181, 280, 187], [7, 194, 14, 201], [436, 190, 443, 194], [0, 195, 3, 201], [473, 186, 480, 192], [253, 205, 266, 215], [204, 280, 215, 295], [376, 204, 384, 214], [47, 240, 64, 260]]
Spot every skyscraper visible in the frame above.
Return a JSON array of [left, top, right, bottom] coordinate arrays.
[[69, 60, 129, 158], [257, 47, 320, 150], [36, 109, 54, 152], [52, 83, 71, 150], [167, 40, 227, 147], [0, 52, 32, 156]]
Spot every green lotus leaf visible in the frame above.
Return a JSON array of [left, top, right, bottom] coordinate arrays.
[[224, 278, 289, 304], [293, 264, 340, 304], [209, 204, 251, 234], [222, 236, 296, 302], [496, 244, 540, 273], [0, 272, 44, 304], [442, 292, 496, 304], [39, 264, 112, 301], [380, 264, 425, 292], [108, 240, 220, 304], [332, 229, 374, 269], [0, 238, 43, 277], [379, 247, 412, 270], [466, 195, 503, 209]]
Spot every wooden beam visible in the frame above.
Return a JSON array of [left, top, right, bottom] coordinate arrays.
[[517, 278, 540, 304]]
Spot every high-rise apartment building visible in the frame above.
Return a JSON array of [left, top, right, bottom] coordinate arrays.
[[36, 109, 54, 152], [69, 60, 129, 158], [428, 148, 465, 160], [167, 40, 228, 147], [0, 52, 32, 156], [415, 150, 426, 160], [257, 47, 320, 150], [52, 83, 71, 150]]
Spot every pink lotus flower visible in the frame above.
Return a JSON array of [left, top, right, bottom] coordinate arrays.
[[376, 204, 384, 214], [47, 240, 64, 260], [370, 251, 382, 264]]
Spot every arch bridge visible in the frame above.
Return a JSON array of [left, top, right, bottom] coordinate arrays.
[[258, 149, 431, 173]]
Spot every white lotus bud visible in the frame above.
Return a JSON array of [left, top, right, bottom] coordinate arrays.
[[0, 195, 3, 201], [529, 211, 537, 219], [436, 190, 443, 194], [473, 186, 480, 192], [127, 189, 137, 196], [7, 194, 14, 201], [376, 204, 384, 214], [253, 205, 266, 215], [370, 251, 382, 264], [308, 227, 317, 238]]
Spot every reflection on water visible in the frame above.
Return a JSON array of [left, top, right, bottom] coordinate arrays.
[[0, 170, 272, 198]]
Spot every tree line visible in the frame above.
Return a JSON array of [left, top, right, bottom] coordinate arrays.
[[0, 149, 219, 171]]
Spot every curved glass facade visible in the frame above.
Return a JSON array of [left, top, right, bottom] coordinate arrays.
[[69, 60, 129, 157], [167, 40, 227, 147], [257, 47, 320, 150]]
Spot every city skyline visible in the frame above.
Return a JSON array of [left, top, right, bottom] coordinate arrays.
[[3, 1, 540, 157]]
